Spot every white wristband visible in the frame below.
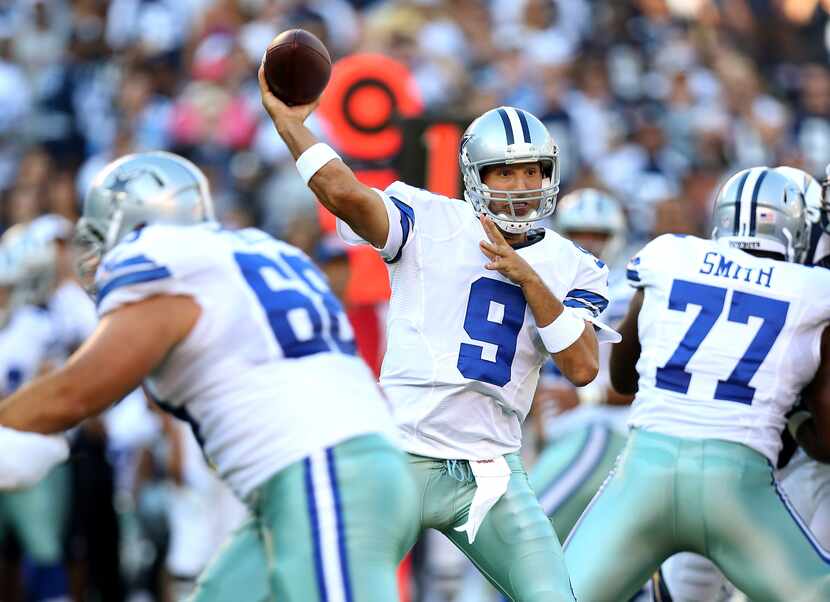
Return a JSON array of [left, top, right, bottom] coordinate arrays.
[[296, 143, 340, 185], [538, 310, 586, 354]]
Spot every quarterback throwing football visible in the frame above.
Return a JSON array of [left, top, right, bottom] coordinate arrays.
[[259, 64, 619, 600]]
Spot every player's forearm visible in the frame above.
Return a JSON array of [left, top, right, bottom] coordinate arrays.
[[609, 290, 643, 395], [521, 273, 564, 327], [605, 385, 635, 406], [273, 117, 362, 210], [522, 275, 599, 386], [795, 418, 830, 463], [552, 328, 599, 387], [275, 119, 388, 247], [609, 344, 640, 395], [274, 117, 319, 160], [0, 371, 89, 434]]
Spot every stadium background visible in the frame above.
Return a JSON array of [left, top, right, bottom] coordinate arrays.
[[0, 0, 828, 601]]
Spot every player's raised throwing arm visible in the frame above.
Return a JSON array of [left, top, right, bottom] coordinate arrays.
[[258, 66, 389, 249]]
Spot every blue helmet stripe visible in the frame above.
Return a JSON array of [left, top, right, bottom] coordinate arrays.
[[497, 108, 514, 145], [516, 109, 531, 143], [732, 170, 751, 235], [748, 169, 768, 236]]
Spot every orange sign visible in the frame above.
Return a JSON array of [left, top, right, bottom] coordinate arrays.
[[316, 54, 423, 305]]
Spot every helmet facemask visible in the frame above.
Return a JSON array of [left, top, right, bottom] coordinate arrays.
[[464, 157, 560, 234], [460, 107, 561, 234], [72, 218, 108, 297]]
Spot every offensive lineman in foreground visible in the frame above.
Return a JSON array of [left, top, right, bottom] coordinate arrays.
[[0, 151, 416, 602], [564, 167, 830, 601], [259, 61, 619, 600]]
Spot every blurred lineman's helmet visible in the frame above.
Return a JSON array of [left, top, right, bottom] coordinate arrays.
[[28, 214, 74, 246], [554, 188, 626, 263], [1, 222, 56, 308], [712, 166, 809, 263], [75, 151, 215, 286], [0, 247, 19, 327], [460, 106, 560, 234], [774, 166, 824, 229]]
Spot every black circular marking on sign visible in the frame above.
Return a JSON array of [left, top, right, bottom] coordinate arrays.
[[342, 79, 396, 134]]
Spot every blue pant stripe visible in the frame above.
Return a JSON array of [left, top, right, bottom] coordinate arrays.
[[304, 457, 329, 601], [326, 447, 354, 602]]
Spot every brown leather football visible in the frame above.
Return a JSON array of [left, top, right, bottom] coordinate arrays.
[[263, 29, 331, 106]]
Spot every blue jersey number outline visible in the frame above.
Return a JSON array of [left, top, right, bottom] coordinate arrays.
[[234, 250, 355, 358], [457, 277, 527, 387], [655, 279, 789, 404]]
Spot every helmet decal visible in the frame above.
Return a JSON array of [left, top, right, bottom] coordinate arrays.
[[495, 107, 532, 145], [713, 167, 809, 263]]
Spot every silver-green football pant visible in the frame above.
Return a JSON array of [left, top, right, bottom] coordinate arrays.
[[657, 450, 830, 602], [564, 428, 830, 602], [529, 423, 625, 540], [406, 452, 576, 602], [0, 464, 69, 562], [189, 434, 418, 602]]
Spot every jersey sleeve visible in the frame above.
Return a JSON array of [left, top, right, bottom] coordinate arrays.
[[94, 226, 209, 317], [335, 181, 416, 263], [626, 234, 672, 289], [563, 249, 621, 344]]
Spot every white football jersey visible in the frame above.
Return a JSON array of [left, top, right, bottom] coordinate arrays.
[[95, 223, 395, 499], [0, 306, 54, 395], [338, 181, 616, 460], [626, 234, 830, 462]]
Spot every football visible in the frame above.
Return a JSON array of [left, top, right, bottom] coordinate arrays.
[[263, 29, 332, 106]]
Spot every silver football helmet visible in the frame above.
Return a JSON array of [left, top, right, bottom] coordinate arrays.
[[712, 166, 809, 263], [460, 106, 560, 234], [1, 222, 56, 309], [0, 243, 22, 328], [774, 166, 823, 228], [553, 188, 626, 263], [74, 151, 215, 288]]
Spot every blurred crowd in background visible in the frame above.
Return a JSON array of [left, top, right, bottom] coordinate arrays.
[[0, 0, 829, 601], [1, 0, 829, 245]]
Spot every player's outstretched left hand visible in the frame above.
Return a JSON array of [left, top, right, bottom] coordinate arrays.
[[258, 63, 320, 129], [479, 215, 539, 287]]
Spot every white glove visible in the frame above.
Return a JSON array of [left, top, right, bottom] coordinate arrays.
[[454, 456, 511, 544], [0, 426, 69, 490]]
